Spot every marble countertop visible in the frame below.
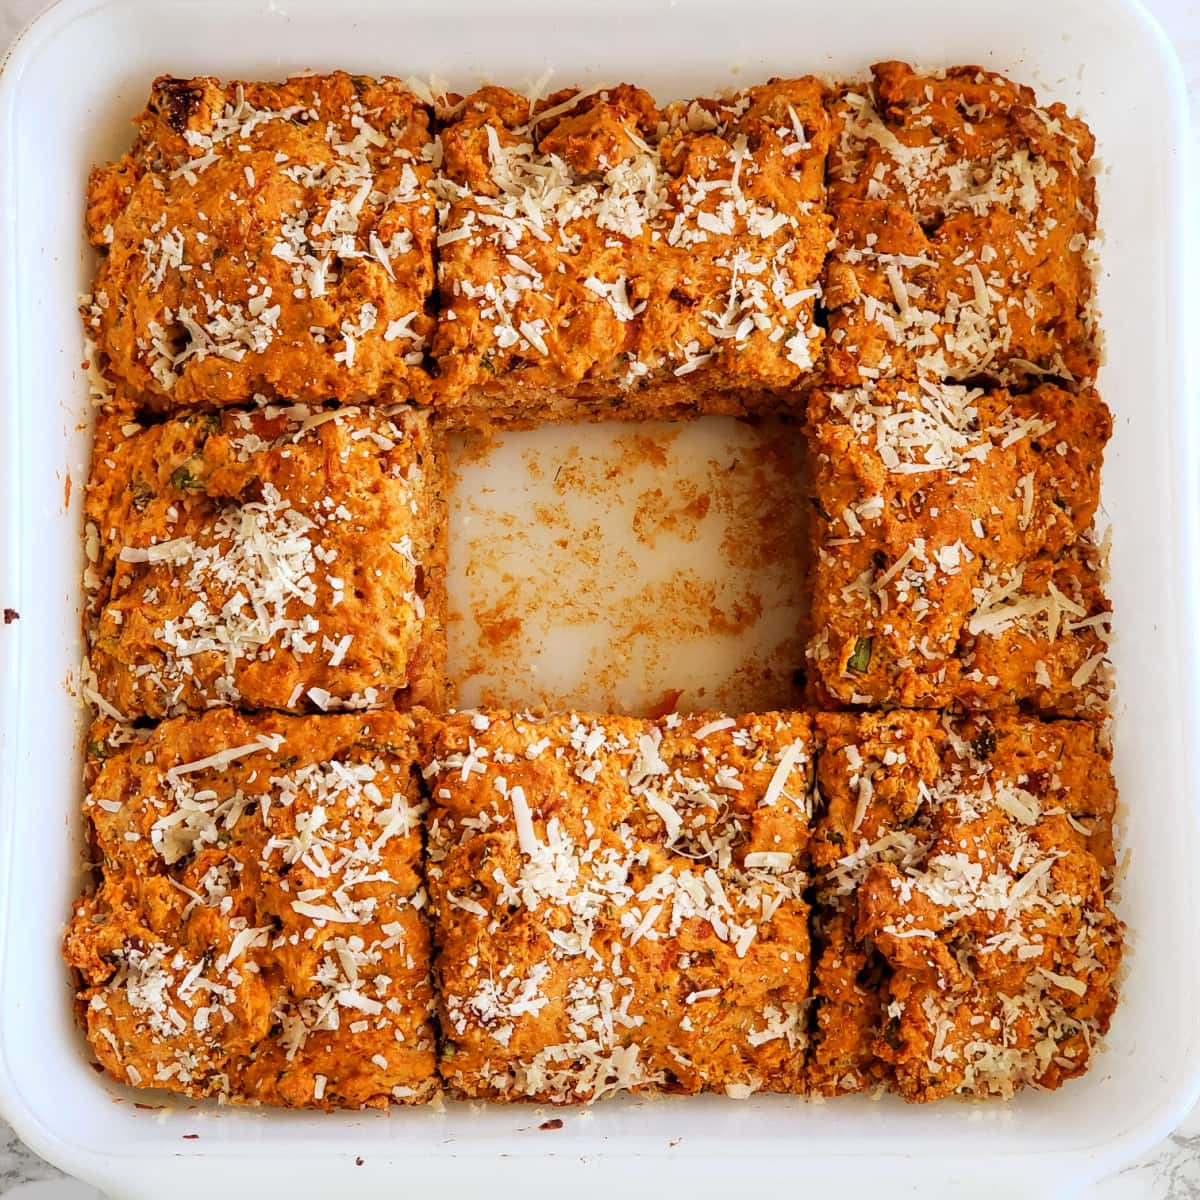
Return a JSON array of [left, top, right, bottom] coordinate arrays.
[[0, 0, 1195, 1195]]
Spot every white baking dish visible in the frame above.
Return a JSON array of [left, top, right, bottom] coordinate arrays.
[[0, 0, 1194, 1196]]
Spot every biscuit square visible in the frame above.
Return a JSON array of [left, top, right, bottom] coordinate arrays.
[[432, 79, 832, 422], [63, 710, 437, 1108], [424, 709, 814, 1101], [804, 378, 1112, 715], [85, 73, 436, 412], [809, 711, 1122, 1100], [84, 400, 446, 719], [822, 62, 1098, 387]]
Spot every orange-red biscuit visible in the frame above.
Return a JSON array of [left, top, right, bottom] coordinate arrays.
[[84, 400, 445, 719], [424, 709, 814, 1102], [809, 710, 1121, 1100], [431, 80, 832, 423], [63, 710, 437, 1108], [805, 378, 1111, 715], [85, 73, 436, 411], [823, 62, 1098, 387]]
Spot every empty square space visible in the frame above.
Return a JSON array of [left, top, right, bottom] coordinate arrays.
[[446, 417, 809, 715]]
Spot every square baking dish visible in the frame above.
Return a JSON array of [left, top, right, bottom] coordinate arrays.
[[0, 0, 1194, 1196]]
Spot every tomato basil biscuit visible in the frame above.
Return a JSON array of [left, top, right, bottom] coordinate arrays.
[[431, 79, 832, 423], [84, 399, 446, 719], [822, 62, 1098, 387], [805, 378, 1112, 715], [84, 72, 436, 412], [424, 709, 815, 1102], [808, 710, 1122, 1100], [63, 710, 437, 1108]]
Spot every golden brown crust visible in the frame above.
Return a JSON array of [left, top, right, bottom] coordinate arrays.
[[424, 709, 814, 1102], [85, 73, 436, 411], [823, 62, 1098, 387], [63, 709, 437, 1108], [431, 79, 832, 422], [809, 710, 1121, 1100], [805, 379, 1112, 714], [84, 400, 445, 718]]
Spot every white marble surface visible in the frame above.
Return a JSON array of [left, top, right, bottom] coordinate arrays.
[[0, 1126, 60, 1196], [0, 0, 1195, 1195]]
